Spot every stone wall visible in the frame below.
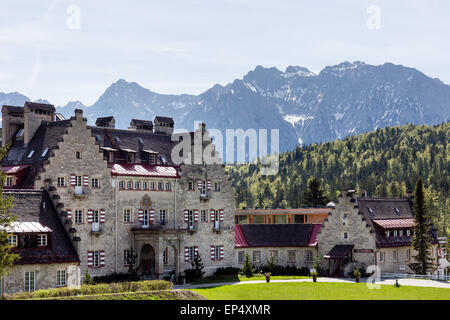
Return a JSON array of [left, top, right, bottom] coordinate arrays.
[[1, 263, 80, 295]]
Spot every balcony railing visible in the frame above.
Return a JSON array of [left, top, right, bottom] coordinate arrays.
[[200, 192, 210, 200], [132, 219, 192, 231]]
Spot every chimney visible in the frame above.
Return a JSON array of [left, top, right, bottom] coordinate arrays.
[[24, 102, 55, 145], [2, 105, 24, 147], [154, 116, 174, 135], [95, 116, 115, 128]]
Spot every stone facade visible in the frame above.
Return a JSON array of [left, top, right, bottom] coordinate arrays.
[[235, 247, 317, 269], [1, 263, 79, 295]]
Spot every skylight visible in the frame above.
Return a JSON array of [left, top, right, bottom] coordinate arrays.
[[368, 207, 373, 213], [15, 128, 24, 137], [27, 150, 35, 158], [394, 208, 400, 215], [41, 148, 49, 157]]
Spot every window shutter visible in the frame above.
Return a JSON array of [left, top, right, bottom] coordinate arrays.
[[210, 245, 215, 260], [149, 209, 155, 223], [220, 245, 224, 259], [184, 247, 189, 262], [194, 209, 199, 221], [83, 175, 89, 187], [184, 210, 189, 222], [194, 246, 198, 257], [138, 209, 144, 222], [66, 209, 72, 220], [87, 251, 93, 266], [100, 250, 105, 266], [219, 209, 224, 221], [70, 174, 76, 186], [207, 180, 212, 190], [100, 209, 106, 223], [210, 209, 215, 221], [197, 180, 202, 190], [87, 209, 93, 223]]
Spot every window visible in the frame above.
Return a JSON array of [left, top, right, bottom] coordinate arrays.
[[269, 250, 278, 263], [165, 182, 171, 191], [393, 250, 398, 262], [201, 210, 207, 222], [343, 232, 349, 240], [41, 148, 49, 157], [123, 208, 132, 223], [27, 150, 35, 158], [393, 230, 398, 237], [214, 182, 220, 191], [150, 181, 156, 190], [25, 271, 35, 292], [379, 251, 385, 263], [5, 176, 13, 187], [119, 181, 125, 189], [16, 128, 24, 137], [7, 235, 18, 246], [305, 250, 313, 263], [56, 270, 66, 287], [385, 230, 390, 237], [124, 249, 131, 266], [142, 181, 148, 189], [158, 182, 163, 190], [92, 251, 100, 267], [75, 175, 82, 187], [188, 181, 194, 190], [187, 247, 196, 262], [37, 234, 47, 246], [406, 249, 411, 261], [127, 181, 133, 189], [406, 229, 411, 236], [159, 209, 167, 222], [288, 250, 296, 263], [75, 210, 83, 224], [127, 153, 134, 163], [91, 178, 100, 188], [252, 251, 261, 264], [57, 177, 66, 187], [135, 181, 140, 189], [214, 246, 221, 260], [149, 154, 156, 164], [238, 251, 245, 264], [399, 229, 403, 236], [76, 151, 82, 159], [163, 248, 168, 265]]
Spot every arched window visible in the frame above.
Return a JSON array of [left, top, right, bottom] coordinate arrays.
[[127, 181, 133, 189], [119, 181, 125, 189]]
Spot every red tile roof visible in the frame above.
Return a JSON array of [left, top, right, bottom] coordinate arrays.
[[372, 218, 414, 229], [235, 224, 249, 248], [308, 224, 322, 246], [0, 165, 30, 174], [111, 163, 179, 178]]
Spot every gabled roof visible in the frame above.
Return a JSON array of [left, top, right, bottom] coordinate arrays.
[[324, 245, 354, 259], [4, 190, 79, 265], [6, 221, 52, 233], [24, 101, 55, 111], [111, 163, 179, 178], [154, 116, 174, 124], [96, 116, 114, 123], [372, 218, 414, 229], [235, 224, 321, 248]]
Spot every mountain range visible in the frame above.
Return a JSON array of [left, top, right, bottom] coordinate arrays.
[[1, 61, 449, 154]]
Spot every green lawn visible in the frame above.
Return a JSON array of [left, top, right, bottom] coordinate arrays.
[[192, 282, 450, 300], [189, 275, 309, 284]]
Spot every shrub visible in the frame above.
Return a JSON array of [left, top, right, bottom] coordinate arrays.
[[184, 269, 199, 283], [93, 272, 140, 284], [242, 253, 255, 277], [214, 267, 240, 277]]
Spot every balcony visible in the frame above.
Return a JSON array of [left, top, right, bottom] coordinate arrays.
[[73, 186, 89, 199], [90, 223, 104, 236], [131, 219, 190, 232], [213, 221, 223, 233], [200, 192, 210, 201]]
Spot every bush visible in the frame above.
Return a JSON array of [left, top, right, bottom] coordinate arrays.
[[255, 265, 311, 276], [6, 280, 173, 300], [214, 267, 240, 277], [184, 269, 199, 283], [93, 272, 140, 284]]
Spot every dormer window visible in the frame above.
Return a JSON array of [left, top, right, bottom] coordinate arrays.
[[406, 229, 411, 236], [27, 150, 35, 158], [160, 156, 167, 164], [41, 148, 49, 157], [149, 154, 156, 164], [393, 230, 398, 237], [119, 181, 125, 189], [394, 208, 400, 215], [385, 230, 390, 237], [399, 229, 403, 236], [7, 235, 18, 246], [16, 128, 24, 137], [127, 181, 133, 189], [6, 176, 13, 187], [368, 207, 373, 214]]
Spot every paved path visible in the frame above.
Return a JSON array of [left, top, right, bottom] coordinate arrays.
[[175, 277, 450, 289]]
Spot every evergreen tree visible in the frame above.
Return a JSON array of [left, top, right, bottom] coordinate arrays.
[[410, 178, 434, 274], [302, 177, 329, 207], [191, 253, 205, 279], [242, 253, 255, 277], [0, 146, 20, 279]]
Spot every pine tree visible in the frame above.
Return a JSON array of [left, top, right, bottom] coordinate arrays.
[[0, 146, 20, 279], [191, 253, 205, 280], [410, 178, 434, 274], [303, 177, 329, 207], [242, 253, 255, 277]]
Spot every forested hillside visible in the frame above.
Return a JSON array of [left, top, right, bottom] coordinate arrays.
[[228, 122, 449, 234]]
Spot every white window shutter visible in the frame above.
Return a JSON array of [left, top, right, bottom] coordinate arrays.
[[219, 209, 224, 221], [100, 250, 105, 266], [100, 209, 106, 223], [220, 245, 224, 259], [70, 174, 76, 186], [184, 247, 189, 262], [87, 251, 93, 266], [138, 209, 144, 222], [210, 246, 215, 260], [194, 246, 198, 257], [197, 180, 202, 190], [149, 209, 155, 222], [87, 209, 93, 223], [83, 175, 89, 187], [207, 180, 212, 190], [194, 209, 199, 221], [66, 209, 72, 220], [184, 209, 189, 222], [210, 209, 215, 221]]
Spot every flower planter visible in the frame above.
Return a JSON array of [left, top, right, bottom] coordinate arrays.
[[265, 275, 271, 283], [355, 275, 360, 283], [312, 274, 317, 282]]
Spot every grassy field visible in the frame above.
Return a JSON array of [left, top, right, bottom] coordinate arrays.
[[192, 282, 450, 300], [190, 275, 309, 284]]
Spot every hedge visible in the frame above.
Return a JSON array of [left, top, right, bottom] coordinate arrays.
[[93, 272, 140, 284], [7, 280, 173, 300]]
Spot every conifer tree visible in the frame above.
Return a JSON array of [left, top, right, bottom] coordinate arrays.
[[302, 177, 329, 207], [410, 178, 434, 274], [191, 253, 205, 280], [242, 253, 255, 277]]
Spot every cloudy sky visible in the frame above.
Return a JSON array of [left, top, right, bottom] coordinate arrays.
[[1, 0, 449, 106]]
